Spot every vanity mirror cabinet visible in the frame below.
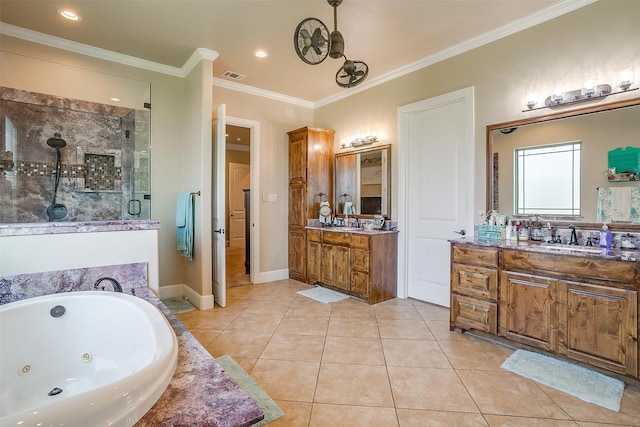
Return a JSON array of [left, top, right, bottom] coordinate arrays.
[[335, 144, 391, 218]]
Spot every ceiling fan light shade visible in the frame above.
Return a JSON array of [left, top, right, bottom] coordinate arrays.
[[329, 30, 345, 59]]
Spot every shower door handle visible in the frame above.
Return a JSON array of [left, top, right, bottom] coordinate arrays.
[[128, 199, 141, 216]]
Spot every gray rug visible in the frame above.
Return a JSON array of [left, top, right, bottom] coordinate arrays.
[[216, 355, 284, 426], [160, 297, 196, 314], [501, 349, 625, 411], [297, 286, 350, 304]]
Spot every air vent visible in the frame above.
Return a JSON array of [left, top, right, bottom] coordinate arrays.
[[222, 71, 246, 81]]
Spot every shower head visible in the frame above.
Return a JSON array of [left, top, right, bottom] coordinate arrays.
[[46, 133, 67, 149]]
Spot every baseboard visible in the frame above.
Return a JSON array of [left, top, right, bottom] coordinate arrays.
[[158, 284, 184, 299], [157, 284, 214, 310], [253, 268, 289, 284]]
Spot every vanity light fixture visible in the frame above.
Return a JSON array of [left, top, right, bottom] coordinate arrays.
[[58, 9, 81, 21], [341, 134, 379, 149], [523, 78, 638, 112]]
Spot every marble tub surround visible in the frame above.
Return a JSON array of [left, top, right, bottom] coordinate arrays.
[[0, 268, 265, 426], [0, 219, 160, 237], [0, 262, 148, 304], [136, 286, 264, 427]]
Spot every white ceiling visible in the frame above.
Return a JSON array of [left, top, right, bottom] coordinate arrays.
[[0, 0, 593, 104]]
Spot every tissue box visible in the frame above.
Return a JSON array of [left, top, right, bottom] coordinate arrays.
[[608, 147, 640, 173], [477, 224, 505, 241]]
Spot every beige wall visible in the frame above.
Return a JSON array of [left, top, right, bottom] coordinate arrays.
[[314, 1, 640, 224], [2, 0, 638, 295], [212, 87, 314, 274]]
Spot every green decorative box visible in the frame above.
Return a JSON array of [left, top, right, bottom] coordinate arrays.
[[608, 146, 640, 173]]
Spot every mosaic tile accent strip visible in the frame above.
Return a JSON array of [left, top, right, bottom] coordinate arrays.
[[84, 153, 121, 191]]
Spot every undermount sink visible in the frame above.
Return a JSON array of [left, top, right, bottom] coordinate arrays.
[[540, 243, 606, 254]]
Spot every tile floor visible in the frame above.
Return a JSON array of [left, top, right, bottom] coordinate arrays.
[[176, 280, 640, 426]]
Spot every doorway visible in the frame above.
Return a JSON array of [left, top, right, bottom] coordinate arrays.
[[225, 124, 251, 288], [397, 87, 475, 306]]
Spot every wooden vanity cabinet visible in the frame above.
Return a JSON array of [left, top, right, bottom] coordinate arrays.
[[287, 127, 335, 281], [450, 244, 499, 334], [307, 229, 397, 304]]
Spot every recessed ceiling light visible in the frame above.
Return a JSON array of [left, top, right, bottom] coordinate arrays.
[[254, 50, 268, 58], [58, 9, 81, 21], [110, 97, 121, 102]]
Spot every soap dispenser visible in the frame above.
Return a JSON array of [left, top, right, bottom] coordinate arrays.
[[599, 223, 612, 248]]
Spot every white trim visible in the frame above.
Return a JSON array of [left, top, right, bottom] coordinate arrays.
[[212, 77, 314, 109], [2, 0, 594, 106], [0, 22, 218, 78], [252, 268, 290, 284], [226, 116, 261, 286], [397, 86, 475, 300]]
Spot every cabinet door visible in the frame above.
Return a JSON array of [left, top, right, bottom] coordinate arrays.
[[451, 294, 497, 334], [563, 281, 638, 377], [288, 229, 306, 281], [500, 271, 558, 352], [321, 244, 350, 291], [289, 133, 306, 183], [307, 240, 322, 284], [289, 183, 306, 228]]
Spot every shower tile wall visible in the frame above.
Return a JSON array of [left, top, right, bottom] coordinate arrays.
[[0, 87, 147, 223]]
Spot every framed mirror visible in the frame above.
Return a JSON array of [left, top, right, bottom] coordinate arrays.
[[487, 96, 640, 229], [335, 144, 391, 218]]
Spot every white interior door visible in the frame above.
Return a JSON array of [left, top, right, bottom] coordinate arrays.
[[228, 163, 250, 247], [213, 104, 227, 307], [399, 87, 474, 307]]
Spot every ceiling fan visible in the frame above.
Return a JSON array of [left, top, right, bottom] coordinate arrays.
[[293, 0, 369, 88]]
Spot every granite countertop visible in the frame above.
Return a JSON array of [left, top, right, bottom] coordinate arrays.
[[450, 237, 640, 261], [135, 287, 264, 427], [0, 220, 161, 236], [305, 225, 399, 235]]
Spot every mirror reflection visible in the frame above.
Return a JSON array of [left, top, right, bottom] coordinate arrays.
[[489, 99, 640, 224], [335, 144, 391, 217]]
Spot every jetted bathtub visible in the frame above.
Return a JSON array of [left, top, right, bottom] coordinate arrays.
[[0, 291, 178, 427]]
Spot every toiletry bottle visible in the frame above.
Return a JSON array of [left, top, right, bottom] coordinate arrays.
[[505, 221, 512, 240], [599, 223, 612, 248]]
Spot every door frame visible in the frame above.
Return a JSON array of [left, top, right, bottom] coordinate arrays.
[[226, 116, 260, 284], [396, 87, 475, 300]]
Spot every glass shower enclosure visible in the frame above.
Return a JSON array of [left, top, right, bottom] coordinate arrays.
[[0, 51, 151, 223]]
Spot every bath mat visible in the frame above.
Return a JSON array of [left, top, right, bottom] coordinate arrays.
[[216, 355, 284, 426], [501, 349, 625, 411], [160, 297, 196, 314], [297, 286, 350, 304]]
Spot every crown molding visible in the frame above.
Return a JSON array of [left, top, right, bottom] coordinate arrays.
[[212, 77, 314, 109], [314, 0, 597, 107], [0, 22, 218, 78], [1, 0, 595, 107]]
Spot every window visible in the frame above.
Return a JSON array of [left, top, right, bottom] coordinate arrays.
[[515, 141, 581, 216]]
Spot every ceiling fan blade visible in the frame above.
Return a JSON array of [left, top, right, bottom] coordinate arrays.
[[300, 29, 311, 39], [302, 45, 311, 55], [313, 45, 322, 55]]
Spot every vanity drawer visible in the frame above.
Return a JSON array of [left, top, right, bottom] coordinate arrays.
[[452, 244, 498, 268], [307, 229, 322, 243], [451, 294, 497, 334], [351, 248, 370, 272], [350, 234, 371, 250], [323, 231, 351, 246], [452, 264, 498, 301]]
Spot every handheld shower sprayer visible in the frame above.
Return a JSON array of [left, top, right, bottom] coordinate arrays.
[[46, 133, 68, 221]]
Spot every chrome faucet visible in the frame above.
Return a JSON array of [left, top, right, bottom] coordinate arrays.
[[93, 277, 123, 293]]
